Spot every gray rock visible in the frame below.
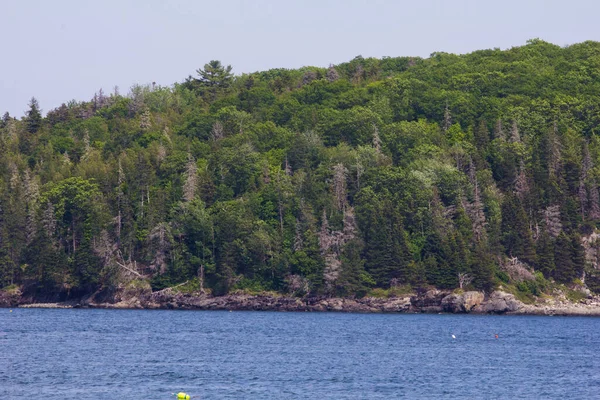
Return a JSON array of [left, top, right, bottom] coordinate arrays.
[[440, 291, 484, 313], [463, 291, 485, 311], [481, 291, 522, 314], [381, 297, 412, 312], [411, 290, 448, 308]]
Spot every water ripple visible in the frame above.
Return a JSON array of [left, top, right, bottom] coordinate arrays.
[[1, 310, 599, 399]]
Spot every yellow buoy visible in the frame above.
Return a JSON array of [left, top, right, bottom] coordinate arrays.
[[176, 392, 190, 400]]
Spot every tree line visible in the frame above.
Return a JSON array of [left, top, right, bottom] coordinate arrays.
[[2, 39, 600, 300]]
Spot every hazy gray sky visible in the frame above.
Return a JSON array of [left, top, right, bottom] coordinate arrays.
[[1, 0, 598, 117]]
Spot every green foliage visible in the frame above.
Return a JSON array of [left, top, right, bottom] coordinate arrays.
[[368, 285, 414, 298], [26, 97, 42, 134], [565, 287, 587, 303], [4, 42, 600, 299], [585, 270, 600, 294], [501, 194, 535, 264]]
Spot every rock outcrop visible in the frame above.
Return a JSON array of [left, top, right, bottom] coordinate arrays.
[[6, 286, 600, 316], [473, 291, 522, 314], [410, 290, 447, 313], [441, 291, 485, 313], [0, 287, 22, 308]]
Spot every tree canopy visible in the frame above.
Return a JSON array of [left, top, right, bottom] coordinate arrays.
[[2, 40, 600, 299]]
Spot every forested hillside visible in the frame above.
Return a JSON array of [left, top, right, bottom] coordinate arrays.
[[3, 39, 600, 300]]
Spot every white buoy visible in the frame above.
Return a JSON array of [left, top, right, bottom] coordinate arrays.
[[452, 334, 456, 339]]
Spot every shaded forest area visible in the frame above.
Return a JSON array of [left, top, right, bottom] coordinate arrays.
[[3, 39, 600, 301]]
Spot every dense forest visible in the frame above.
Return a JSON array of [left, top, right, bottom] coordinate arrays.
[[2, 39, 600, 300]]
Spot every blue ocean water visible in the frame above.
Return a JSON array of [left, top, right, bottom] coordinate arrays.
[[1, 309, 599, 399]]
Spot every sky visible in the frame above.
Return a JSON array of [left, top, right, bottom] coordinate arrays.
[[1, 0, 599, 117]]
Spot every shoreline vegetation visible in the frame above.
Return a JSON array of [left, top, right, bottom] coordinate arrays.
[[3, 40, 600, 308]]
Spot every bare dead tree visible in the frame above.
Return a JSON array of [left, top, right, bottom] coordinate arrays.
[[318, 206, 358, 294], [97, 88, 106, 108], [443, 102, 452, 133], [502, 257, 535, 282], [514, 160, 529, 200], [464, 160, 487, 242], [6, 119, 18, 141], [198, 264, 205, 293], [590, 183, 600, 220], [115, 158, 125, 239], [542, 205, 562, 238], [326, 64, 340, 82], [94, 230, 142, 279], [301, 71, 317, 86], [82, 128, 91, 159], [582, 141, 593, 177], [148, 222, 172, 274], [94, 230, 116, 268], [352, 151, 364, 190], [140, 109, 152, 130], [332, 163, 348, 211], [509, 120, 521, 143], [322, 255, 342, 291], [183, 154, 198, 202], [211, 121, 224, 141], [493, 118, 504, 140], [41, 202, 57, 245], [23, 169, 39, 205], [129, 85, 145, 114], [318, 209, 332, 252], [285, 274, 310, 296], [318, 210, 339, 292], [293, 219, 304, 251], [162, 126, 172, 144], [470, 187, 487, 243], [372, 123, 382, 153], [352, 64, 364, 84], [342, 206, 358, 240], [579, 178, 589, 221], [458, 272, 474, 289], [284, 157, 292, 176], [22, 169, 39, 245], [467, 157, 477, 186], [9, 162, 19, 190]]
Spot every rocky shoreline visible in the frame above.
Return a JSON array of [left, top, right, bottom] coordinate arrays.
[[3, 287, 600, 316]]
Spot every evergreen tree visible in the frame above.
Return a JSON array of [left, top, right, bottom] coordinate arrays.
[[422, 231, 456, 288], [187, 60, 234, 100], [536, 231, 555, 278], [570, 232, 586, 280], [356, 189, 411, 287], [501, 194, 536, 264], [337, 238, 368, 296], [25, 97, 42, 134], [470, 244, 495, 291], [553, 232, 575, 283], [3, 40, 600, 299]]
